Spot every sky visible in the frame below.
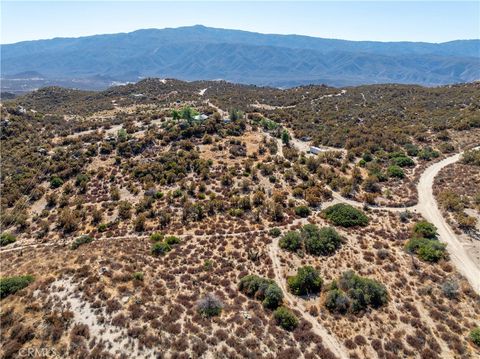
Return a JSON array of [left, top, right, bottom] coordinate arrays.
[[1, 1, 479, 44]]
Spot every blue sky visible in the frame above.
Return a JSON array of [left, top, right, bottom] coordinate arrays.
[[1, 1, 479, 44]]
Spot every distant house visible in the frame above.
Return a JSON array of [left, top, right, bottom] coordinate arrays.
[[309, 146, 323, 155], [193, 114, 209, 121]]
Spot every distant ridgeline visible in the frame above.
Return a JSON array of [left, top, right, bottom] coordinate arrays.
[[1, 25, 479, 92]]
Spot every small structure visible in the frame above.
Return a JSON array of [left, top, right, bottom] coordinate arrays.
[[300, 136, 312, 142], [309, 146, 323, 155], [193, 114, 209, 121], [222, 117, 231, 124]]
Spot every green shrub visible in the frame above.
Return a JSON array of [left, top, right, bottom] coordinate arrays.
[[322, 203, 369, 227], [404, 143, 419, 157], [461, 149, 480, 166], [151, 241, 171, 256], [405, 237, 447, 262], [132, 272, 144, 281], [387, 165, 404, 178], [418, 147, 439, 161], [97, 223, 108, 232], [294, 206, 311, 218], [269, 228, 282, 237], [279, 231, 302, 252], [333, 271, 388, 312], [165, 236, 181, 245], [273, 307, 298, 331], [303, 225, 342, 256], [150, 232, 164, 241], [50, 176, 64, 188], [288, 266, 322, 296], [412, 220, 437, 239], [262, 283, 284, 309], [0, 232, 16, 247], [0, 275, 35, 298], [239, 275, 273, 299], [470, 327, 480, 346], [391, 155, 415, 167], [70, 235, 93, 250]]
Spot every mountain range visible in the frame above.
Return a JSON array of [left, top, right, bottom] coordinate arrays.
[[1, 25, 479, 92]]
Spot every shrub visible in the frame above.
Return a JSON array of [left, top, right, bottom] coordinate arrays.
[[70, 235, 93, 250], [405, 237, 447, 262], [470, 327, 480, 346], [461, 149, 480, 166], [269, 228, 281, 237], [387, 165, 404, 178], [294, 206, 311, 218], [239, 275, 273, 299], [0, 232, 16, 247], [303, 225, 342, 256], [165, 236, 181, 245], [150, 232, 164, 241], [151, 241, 171, 256], [279, 231, 302, 252], [412, 221, 437, 239], [287, 266, 322, 296], [132, 272, 144, 281], [0, 275, 35, 298], [262, 283, 284, 309], [441, 280, 459, 299], [273, 307, 298, 331], [332, 271, 388, 312], [391, 155, 415, 167], [50, 176, 64, 188], [322, 203, 368, 227], [196, 293, 223, 317]]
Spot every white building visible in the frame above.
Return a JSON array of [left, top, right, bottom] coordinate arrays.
[[309, 146, 323, 155]]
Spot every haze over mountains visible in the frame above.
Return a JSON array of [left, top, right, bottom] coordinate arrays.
[[1, 25, 479, 92]]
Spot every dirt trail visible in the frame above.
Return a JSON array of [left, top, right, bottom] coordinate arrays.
[[416, 147, 480, 293], [269, 237, 349, 359]]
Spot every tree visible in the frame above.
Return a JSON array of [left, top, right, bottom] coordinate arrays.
[[262, 283, 284, 309], [294, 206, 311, 218], [151, 242, 171, 256], [325, 288, 350, 313], [303, 226, 342, 256], [288, 266, 322, 296], [405, 237, 447, 262], [50, 176, 64, 189], [273, 307, 298, 331], [322, 203, 369, 227], [279, 231, 302, 252], [412, 220, 437, 239]]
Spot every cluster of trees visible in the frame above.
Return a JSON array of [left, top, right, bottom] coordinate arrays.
[[238, 274, 299, 331], [405, 221, 447, 262], [322, 204, 369, 227], [325, 271, 388, 313], [279, 224, 342, 256]]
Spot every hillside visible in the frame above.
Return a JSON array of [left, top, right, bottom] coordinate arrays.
[[1, 79, 480, 358], [1, 25, 479, 93]]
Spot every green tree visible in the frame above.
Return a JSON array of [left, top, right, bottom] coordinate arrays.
[[281, 130, 290, 145], [262, 283, 284, 309], [279, 231, 302, 252], [288, 266, 322, 296], [412, 220, 437, 239], [322, 203, 369, 227]]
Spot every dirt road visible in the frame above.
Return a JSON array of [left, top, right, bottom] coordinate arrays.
[[416, 148, 480, 293]]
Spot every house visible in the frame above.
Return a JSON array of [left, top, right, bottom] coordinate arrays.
[[309, 146, 323, 155], [193, 114, 209, 121]]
